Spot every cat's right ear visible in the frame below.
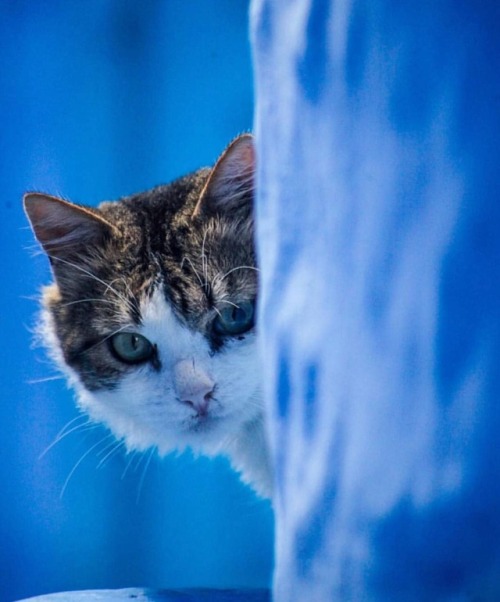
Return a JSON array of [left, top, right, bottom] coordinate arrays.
[[192, 134, 255, 219], [23, 193, 116, 259]]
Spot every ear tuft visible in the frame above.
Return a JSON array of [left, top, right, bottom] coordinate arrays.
[[193, 134, 255, 217], [23, 193, 115, 258]]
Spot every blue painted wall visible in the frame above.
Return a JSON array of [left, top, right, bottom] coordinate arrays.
[[0, 2, 273, 600], [252, 0, 500, 599]]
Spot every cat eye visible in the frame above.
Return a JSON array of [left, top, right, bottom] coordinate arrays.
[[213, 300, 255, 336], [110, 332, 154, 364]]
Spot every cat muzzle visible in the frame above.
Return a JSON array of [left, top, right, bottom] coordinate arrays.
[[173, 359, 215, 417]]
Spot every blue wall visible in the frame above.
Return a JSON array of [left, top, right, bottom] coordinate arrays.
[[0, 2, 273, 600], [252, 0, 500, 599]]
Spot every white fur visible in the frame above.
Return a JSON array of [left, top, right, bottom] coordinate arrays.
[[43, 288, 272, 498]]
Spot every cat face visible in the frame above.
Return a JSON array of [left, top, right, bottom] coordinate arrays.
[[80, 286, 260, 455], [25, 135, 262, 460]]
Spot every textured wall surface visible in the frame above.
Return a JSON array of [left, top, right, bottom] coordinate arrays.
[[252, 0, 500, 599], [0, 3, 273, 601]]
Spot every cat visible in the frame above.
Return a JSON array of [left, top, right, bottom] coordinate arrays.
[[24, 134, 272, 499]]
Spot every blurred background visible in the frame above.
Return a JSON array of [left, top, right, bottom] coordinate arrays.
[[0, 1, 273, 600]]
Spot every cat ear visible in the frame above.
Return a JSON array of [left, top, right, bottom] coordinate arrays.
[[23, 192, 116, 258], [193, 134, 255, 218]]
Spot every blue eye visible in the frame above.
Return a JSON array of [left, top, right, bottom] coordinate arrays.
[[214, 301, 255, 336], [110, 332, 154, 364]]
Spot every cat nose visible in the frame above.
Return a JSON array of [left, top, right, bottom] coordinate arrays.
[[173, 359, 215, 416]]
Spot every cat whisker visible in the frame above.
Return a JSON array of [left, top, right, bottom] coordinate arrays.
[[55, 414, 89, 439], [60, 432, 115, 498], [39, 420, 99, 460], [27, 374, 66, 384], [124, 279, 140, 312], [217, 299, 240, 309], [136, 447, 156, 504], [47, 254, 137, 316], [212, 306, 223, 320], [58, 297, 123, 309], [108, 277, 139, 314], [212, 265, 260, 288], [24, 241, 48, 257], [96, 438, 126, 469], [121, 450, 140, 480], [181, 255, 207, 291], [32, 355, 58, 367], [20, 294, 41, 303]]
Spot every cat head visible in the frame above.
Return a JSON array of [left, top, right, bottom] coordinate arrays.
[[24, 135, 261, 458]]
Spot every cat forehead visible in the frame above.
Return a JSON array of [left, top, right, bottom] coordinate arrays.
[[99, 192, 254, 271], [139, 288, 210, 359]]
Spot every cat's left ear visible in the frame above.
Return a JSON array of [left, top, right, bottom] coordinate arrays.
[[193, 133, 255, 218], [23, 192, 117, 259]]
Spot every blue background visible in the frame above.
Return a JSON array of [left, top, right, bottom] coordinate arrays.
[[0, 2, 273, 601]]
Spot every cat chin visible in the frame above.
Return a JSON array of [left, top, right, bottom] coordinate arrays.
[[79, 389, 253, 455], [74, 385, 273, 498]]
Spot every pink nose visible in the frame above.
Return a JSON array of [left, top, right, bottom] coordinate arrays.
[[173, 359, 215, 416]]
